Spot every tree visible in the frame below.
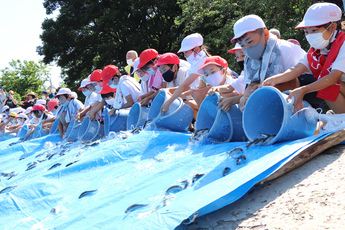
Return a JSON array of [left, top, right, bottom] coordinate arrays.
[[38, 0, 184, 91], [0, 60, 50, 100]]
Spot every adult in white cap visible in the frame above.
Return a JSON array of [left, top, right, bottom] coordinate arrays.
[[262, 2, 345, 115], [35, 99, 47, 106], [231, 14, 306, 110], [160, 33, 210, 115], [269, 28, 281, 39], [54, 88, 84, 137], [75, 79, 99, 121]]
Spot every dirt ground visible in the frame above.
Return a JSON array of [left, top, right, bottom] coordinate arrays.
[[178, 145, 345, 230]]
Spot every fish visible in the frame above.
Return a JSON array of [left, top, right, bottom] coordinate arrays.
[[246, 138, 264, 149], [6, 172, 17, 180], [182, 212, 199, 225], [137, 205, 160, 219], [78, 189, 97, 199], [222, 167, 231, 177], [152, 157, 163, 162], [227, 147, 244, 156], [26, 162, 38, 171], [19, 157, 26, 161], [35, 153, 45, 158], [125, 204, 149, 213], [236, 155, 247, 165], [131, 127, 141, 134], [0, 185, 17, 194], [189, 129, 210, 142], [66, 161, 79, 167], [165, 185, 184, 196], [142, 120, 152, 129], [180, 180, 190, 189], [50, 208, 57, 215], [48, 163, 62, 171], [47, 153, 57, 160], [192, 173, 205, 183]]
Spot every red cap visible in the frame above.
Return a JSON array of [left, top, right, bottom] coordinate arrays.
[[156, 53, 180, 66], [228, 43, 242, 53], [99, 84, 117, 94], [102, 65, 119, 87], [47, 99, 59, 112], [89, 69, 102, 82], [137, 49, 159, 69], [198, 56, 228, 71], [31, 104, 46, 111]]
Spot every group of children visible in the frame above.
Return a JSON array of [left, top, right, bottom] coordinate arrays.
[[1, 2, 344, 138]]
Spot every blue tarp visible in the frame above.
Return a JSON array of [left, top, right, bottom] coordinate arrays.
[[0, 130, 330, 229]]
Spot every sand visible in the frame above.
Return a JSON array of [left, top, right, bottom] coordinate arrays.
[[179, 145, 345, 230]]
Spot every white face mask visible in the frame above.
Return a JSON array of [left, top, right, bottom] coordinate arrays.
[[95, 85, 102, 93], [42, 95, 47, 100], [105, 98, 115, 106], [306, 24, 333, 50], [126, 59, 134, 66], [186, 51, 196, 64], [109, 84, 118, 89], [146, 68, 155, 76], [141, 73, 150, 82], [206, 71, 224, 86], [82, 90, 91, 97]]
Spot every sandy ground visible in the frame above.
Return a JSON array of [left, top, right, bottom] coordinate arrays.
[[177, 145, 345, 230]]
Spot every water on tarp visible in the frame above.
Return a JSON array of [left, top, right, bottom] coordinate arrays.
[[0, 129, 330, 230]]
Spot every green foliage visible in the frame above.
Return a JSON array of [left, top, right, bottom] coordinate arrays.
[[38, 0, 184, 91], [0, 60, 50, 100]]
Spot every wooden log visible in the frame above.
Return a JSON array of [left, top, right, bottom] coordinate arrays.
[[260, 129, 345, 183]]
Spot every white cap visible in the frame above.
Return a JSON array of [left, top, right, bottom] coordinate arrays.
[[1, 106, 9, 112], [131, 58, 140, 74], [55, 88, 72, 97], [78, 79, 90, 90], [10, 107, 25, 114], [18, 113, 28, 119], [86, 74, 91, 81], [231, 15, 266, 43], [228, 43, 242, 53], [71, 91, 78, 99], [25, 107, 32, 114], [295, 3, 342, 29], [178, 33, 203, 53], [35, 99, 46, 105]]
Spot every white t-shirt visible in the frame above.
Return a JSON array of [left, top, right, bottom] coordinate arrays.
[[231, 71, 245, 94], [96, 93, 103, 103], [186, 50, 208, 90], [84, 92, 98, 107], [298, 33, 345, 82], [278, 39, 306, 72], [120, 78, 141, 103]]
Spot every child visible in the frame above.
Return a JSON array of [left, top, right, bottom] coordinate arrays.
[[262, 3, 345, 114]]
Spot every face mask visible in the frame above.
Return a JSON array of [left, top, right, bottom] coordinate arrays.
[[306, 24, 333, 50], [28, 114, 33, 119], [105, 98, 115, 106], [237, 61, 244, 71], [42, 95, 47, 100], [95, 85, 102, 93], [162, 69, 175, 82], [109, 84, 119, 89], [141, 73, 150, 82], [126, 59, 134, 66], [243, 31, 265, 60], [206, 71, 224, 86], [11, 119, 16, 124], [186, 50, 196, 64], [146, 68, 155, 76], [82, 90, 91, 97], [62, 101, 70, 107]]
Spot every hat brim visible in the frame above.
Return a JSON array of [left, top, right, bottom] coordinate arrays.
[[295, 20, 330, 29], [228, 48, 242, 53], [197, 62, 224, 75]]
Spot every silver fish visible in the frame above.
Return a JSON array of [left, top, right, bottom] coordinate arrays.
[[182, 212, 199, 225], [236, 155, 247, 165], [78, 189, 97, 199], [125, 204, 149, 213], [66, 161, 79, 167], [0, 185, 17, 194], [227, 147, 244, 156], [222, 167, 231, 177], [48, 163, 62, 171], [192, 173, 205, 184], [165, 185, 183, 196], [131, 127, 141, 134], [180, 180, 190, 189]]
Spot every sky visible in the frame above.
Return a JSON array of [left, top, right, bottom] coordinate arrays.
[[0, 0, 62, 88]]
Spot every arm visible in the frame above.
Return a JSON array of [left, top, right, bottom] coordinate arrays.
[[239, 81, 259, 111], [88, 100, 105, 120], [287, 69, 344, 114], [262, 63, 307, 87], [160, 73, 200, 114], [217, 95, 243, 112], [121, 95, 134, 108]]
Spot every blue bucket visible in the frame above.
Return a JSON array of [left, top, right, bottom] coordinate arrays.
[[243, 86, 317, 145], [126, 103, 149, 130], [147, 90, 194, 132], [104, 109, 130, 137], [66, 120, 82, 142], [49, 119, 59, 135], [32, 124, 48, 139], [78, 116, 104, 142], [195, 93, 247, 143], [17, 125, 28, 139]]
